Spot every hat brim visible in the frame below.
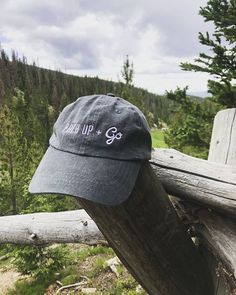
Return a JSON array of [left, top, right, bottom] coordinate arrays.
[[29, 146, 141, 205]]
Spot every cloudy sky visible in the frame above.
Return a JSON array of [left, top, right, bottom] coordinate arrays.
[[0, 0, 213, 96]]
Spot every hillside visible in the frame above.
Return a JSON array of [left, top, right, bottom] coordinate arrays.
[[0, 49, 172, 146]]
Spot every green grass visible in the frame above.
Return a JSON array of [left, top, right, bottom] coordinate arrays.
[[151, 129, 168, 148], [60, 265, 80, 285], [7, 276, 55, 295], [6, 245, 146, 294], [76, 245, 114, 261], [110, 277, 146, 295], [88, 256, 107, 278]]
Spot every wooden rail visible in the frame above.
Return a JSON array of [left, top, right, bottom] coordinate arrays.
[[0, 210, 104, 245], [151, 148, 236, 216]]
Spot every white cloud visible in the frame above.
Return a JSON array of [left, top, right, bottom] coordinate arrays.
[[0, 0, 213, 94]]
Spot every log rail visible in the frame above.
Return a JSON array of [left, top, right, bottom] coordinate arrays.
[[151, 148, 236, 217], [1, 149, 235, 282]]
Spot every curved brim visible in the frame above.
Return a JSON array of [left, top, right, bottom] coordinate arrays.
[[29, 146, 141, 205]]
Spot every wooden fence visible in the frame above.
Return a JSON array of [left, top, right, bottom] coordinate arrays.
[[0, 108, 235, 295]]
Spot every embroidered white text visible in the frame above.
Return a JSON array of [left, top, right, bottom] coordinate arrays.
[[105, 127, 123, 145]]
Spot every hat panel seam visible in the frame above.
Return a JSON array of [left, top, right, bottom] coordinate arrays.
[[83, 95, 103, 153]]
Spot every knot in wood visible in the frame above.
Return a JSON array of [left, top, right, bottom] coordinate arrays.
[[30, 233, 37, 239], [187, 225, 197, 237], [82, 221, 88, 226]]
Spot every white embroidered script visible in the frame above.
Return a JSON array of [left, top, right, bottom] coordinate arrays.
[[105, 127, 123, 145]]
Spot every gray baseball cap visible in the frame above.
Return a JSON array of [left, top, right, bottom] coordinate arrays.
[[29, 94, 151, 205]]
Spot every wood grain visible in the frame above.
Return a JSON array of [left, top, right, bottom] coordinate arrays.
[[208, 108, 236, 165], [151, 148, 236, 216], [0, 210, 104, 245], [204, 108, 236, 294], [79, 163, 213, 295]]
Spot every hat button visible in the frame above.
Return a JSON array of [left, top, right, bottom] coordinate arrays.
[[107, 93, 115, 97]]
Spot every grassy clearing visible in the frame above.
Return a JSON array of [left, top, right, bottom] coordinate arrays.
[[151, 129, 168, 148]]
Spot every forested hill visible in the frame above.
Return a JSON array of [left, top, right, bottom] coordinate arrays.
[[0, 50, 172, 143]]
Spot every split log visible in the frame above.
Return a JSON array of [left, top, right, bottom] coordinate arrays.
[[79, 163, 213, 295], [150, 148, 236, 217], [0, 210, 104, 245]]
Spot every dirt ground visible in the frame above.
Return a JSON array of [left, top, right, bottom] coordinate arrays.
[[0, 269, 21, 295]]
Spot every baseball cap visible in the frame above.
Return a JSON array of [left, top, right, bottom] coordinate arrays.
[[29, 94, 152, 205]]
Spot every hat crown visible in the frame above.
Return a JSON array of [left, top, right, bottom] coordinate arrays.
[[50, 94, 152, 160]]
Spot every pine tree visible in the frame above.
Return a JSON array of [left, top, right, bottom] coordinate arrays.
[[121, 55, 134, 86], [164, 87, 220, 158], [120, 56, 154, 126], [0, 105, 27, 214], [181, 0, 236, 107], [120, 55, 136, 106], [0, 99, 43, 215], [0, 78, 5, 106]]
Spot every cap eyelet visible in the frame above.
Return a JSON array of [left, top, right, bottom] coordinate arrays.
[[107, 93, 115, 97]]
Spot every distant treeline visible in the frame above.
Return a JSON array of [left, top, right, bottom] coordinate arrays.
[[0, 49, 172, 147]]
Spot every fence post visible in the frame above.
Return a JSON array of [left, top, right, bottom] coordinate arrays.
[[79, 163, 213, 295], [208, 108, 236, 165], [205, 108, 236, 295]]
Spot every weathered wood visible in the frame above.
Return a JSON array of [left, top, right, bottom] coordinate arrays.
[[151, 148, 236, 181], [208, 108, 236, 165], [201, 246, 235, 295], [164, 109, 236, 294], [0, 210, 104, 245], [149, 109, 236, 294], [198, 209, 236, 278], [204, 108, 236, 295], [150, 148, 236, 217], [168, 196, 236, 293], [79, 163, 213, 295]]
